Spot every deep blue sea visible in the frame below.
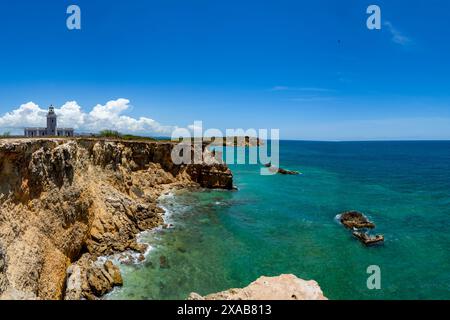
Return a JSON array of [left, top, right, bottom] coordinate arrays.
[[109, 141, 450, 300]]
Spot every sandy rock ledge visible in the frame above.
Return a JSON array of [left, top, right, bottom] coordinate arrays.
[[189, 274, 327, 300]]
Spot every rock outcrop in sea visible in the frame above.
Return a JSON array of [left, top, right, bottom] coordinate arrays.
[[339, 211, 384, 246], [188, 274, 327, 300], [0, 138, 233, 300], [339, 211, 375, 230], [263, 163, 300, 175]]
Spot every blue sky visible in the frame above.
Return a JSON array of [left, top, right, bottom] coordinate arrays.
[[0, 0, 449, 140]]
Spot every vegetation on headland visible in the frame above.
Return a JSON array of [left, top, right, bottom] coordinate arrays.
[[0, 130, 260, 146], [0, 130, 171, 142], [96, 130, 172, 142]]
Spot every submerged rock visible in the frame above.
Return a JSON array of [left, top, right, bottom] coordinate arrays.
[[159, 255, 170, 269], [339, 211, 375, 229], [188, 274, 327, 300]]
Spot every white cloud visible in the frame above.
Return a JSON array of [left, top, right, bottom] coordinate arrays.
[[0, 99, 176, 135], [384, 21, 412, 46], [58, 101, 86, 128], [0, 102, 48, 129]]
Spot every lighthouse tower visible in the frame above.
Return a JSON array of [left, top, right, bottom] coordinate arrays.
[[46, 106, 57, 136], [24, 105, 74, 137]]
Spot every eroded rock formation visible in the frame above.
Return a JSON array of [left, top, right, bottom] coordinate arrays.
[[188, 274, 327, 300], [0, 138, 232, 300], [339, 211, 375, 230], [339, 211, 384, 246], [263, 163, 300, 175], [207, 136, 263, 147]]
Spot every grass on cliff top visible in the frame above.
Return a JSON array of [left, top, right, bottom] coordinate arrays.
[[97, 130, 172, 142]]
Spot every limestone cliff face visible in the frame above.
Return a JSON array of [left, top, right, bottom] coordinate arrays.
[[0, 138, 232, 300]]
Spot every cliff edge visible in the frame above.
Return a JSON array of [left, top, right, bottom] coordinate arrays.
[[0, 138, 232, 300], [189, 274, 327, 300]]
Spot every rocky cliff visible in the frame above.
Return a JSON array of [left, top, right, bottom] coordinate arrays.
[[0, 138, 232, 300]]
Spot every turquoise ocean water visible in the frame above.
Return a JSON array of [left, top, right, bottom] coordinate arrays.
[[109, 141, 450, 300]]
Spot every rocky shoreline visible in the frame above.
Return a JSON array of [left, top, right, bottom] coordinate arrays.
[[0, 138, 233, 300]]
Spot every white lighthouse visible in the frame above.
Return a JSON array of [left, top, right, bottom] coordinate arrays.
[[46, 106, 57, 136], [24, 106, 74, 137]]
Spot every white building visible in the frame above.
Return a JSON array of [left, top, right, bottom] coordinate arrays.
[[24, 106, 74, 137]]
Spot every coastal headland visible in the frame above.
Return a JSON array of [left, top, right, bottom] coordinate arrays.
[[0, 138, 232, 299], [0, 137, 326, 300]]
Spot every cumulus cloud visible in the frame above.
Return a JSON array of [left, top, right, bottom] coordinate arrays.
[[0, 98, 176, 135], [0, 102, 47, 129]]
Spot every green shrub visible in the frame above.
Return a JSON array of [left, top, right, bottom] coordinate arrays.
[[98, 130, 121, 138], [97, 130, 158, 141]]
